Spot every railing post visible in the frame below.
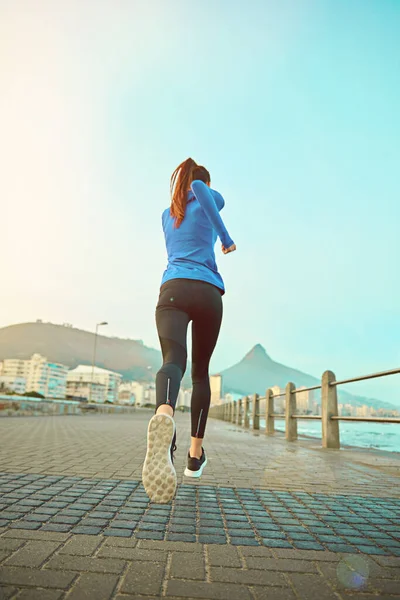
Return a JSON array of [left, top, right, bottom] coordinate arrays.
[[243, 396, 250, 428], [321, 370, 340, 449], [236, 398, 242, 426], [285, 382, 297, 442], [266, 388, 274, 434], [231, 401, 236, 423], [252, 393, 260, 430]]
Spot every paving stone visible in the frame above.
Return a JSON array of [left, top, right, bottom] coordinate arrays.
[[230, 537, 260, 546], [58, 535, 102, 556], [245, 557, 318, 572], [2, 530, 70, 542], [15, 590, 63, 600], [103, 528, 133, 537], [0, 566, 76, 588], [41, 524, 73, 533], [170, 551, 205, 579], [198, 535, 227, 544], [135, 531, 164, 540], [0, 586, 18, 600], [120, 561, 165, 595], [70, 526, 103, 535], [239, 546, 274, 557], [44, 554, 125, 574], [261, 539, 293, 548], [9, 521, 41, 530], [66, 572, 119, 600], [166, 580, 252, 600], [4, 540, 60, 567], [292, 541, 325, 550], [373, 556, 400, 568], [272, 548, 340, 561], [289, 573, 341, 599], [50, 515, 81, 525], [103, 537, 138, 548], [134, 539, 198, 553], [97, 547, 168, 562], [207, 545, 242, 567], [210, 566, 287, 586], [0, 539, 25, 551], [370, 579, 400, 594], [166, 533, 196, 543]]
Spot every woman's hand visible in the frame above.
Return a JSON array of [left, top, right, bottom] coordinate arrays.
[[222, 243, 236, 255]]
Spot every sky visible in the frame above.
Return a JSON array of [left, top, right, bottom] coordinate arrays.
[[1, 0, 399, 404]]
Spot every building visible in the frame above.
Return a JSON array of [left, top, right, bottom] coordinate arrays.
[[296, 387, 315, 413], [118, 382, 135, 405], [0, 376, 26, 395], [0, 354, 68, 398], [144, 384, 156, 406], [67, 380, 105, 403], [67, 365, 122, 403], [356, 405, 373, 418], [210, 374, 223, 406], [270, 386, 285, 414], [176, 388, 191, 410]]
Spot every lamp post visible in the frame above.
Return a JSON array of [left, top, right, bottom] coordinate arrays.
[[89, 321, 108, 404]]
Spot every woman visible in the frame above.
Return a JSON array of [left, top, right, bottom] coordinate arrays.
[[142, 158, 236, 503]]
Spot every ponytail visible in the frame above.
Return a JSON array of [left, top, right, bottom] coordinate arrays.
[[170, 158, 197, 228]]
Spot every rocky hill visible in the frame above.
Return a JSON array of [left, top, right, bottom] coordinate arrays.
[[220, 344, 396, 410], [0, 322, 165, 383]]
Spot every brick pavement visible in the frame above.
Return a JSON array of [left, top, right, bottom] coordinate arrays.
[[0, 412, 399, 599]]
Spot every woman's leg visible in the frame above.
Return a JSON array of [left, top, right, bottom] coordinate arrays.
[[142, 293, 190, 503], [155, 308, 190, 415], [190, 286, 223, 458]]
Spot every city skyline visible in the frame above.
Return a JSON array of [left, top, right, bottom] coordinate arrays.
[[1, 1, 399, 405], [0, 321, 398, 409]]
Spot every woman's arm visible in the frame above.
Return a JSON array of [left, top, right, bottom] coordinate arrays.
[[191, 180, 234, 249]]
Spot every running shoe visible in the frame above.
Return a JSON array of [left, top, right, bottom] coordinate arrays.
[[142, 414, 177, 503], [184, 448, 207, 478]]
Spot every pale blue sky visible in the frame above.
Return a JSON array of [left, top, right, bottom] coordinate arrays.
[[1, 1, 399, 404]]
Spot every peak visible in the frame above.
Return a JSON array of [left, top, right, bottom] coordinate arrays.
[[243, 344, 271, 361]]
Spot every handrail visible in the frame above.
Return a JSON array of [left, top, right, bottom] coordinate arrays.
[[331, 416, 400, 423], [292, 415, 321, 420], [210, 366, 399, 450], [291, 385, 322, 394], [330, 367, 400, 386]]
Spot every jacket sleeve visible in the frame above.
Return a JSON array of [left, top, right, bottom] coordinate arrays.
[[190, 180, 234, 248]]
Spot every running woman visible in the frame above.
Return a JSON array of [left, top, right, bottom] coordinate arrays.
[[142, 158, 236, 503]]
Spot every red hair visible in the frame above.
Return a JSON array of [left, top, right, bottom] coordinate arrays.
[[170, 158, 210, 227]]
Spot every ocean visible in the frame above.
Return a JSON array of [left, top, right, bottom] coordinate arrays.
[[259, 419, 400, 453]]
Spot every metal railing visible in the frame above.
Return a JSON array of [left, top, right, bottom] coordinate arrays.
[[208, 368, 400, 449]]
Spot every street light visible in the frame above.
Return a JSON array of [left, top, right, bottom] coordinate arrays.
[[89, 321, 108, 404]]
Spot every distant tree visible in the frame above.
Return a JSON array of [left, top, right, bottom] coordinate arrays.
[[23, 391, 45, 399]]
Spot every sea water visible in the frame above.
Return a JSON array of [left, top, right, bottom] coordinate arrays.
[[259, 419, 400, 453]]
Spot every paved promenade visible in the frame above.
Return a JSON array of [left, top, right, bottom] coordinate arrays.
[[0, 412, 399, 599]]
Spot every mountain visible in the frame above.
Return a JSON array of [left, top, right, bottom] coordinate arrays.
[[220, 344, 397, 410], [0, 324, 396, 409], [0, 322, 173, 383]]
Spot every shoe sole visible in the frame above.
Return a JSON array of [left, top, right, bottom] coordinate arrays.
[[184, 456, 208, 478], [142, 414, 177, 503]]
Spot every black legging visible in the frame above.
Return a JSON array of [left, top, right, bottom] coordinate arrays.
[[155, 278, 223, 439]]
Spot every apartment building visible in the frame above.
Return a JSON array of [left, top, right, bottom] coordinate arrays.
[[0, 354, 68, 398], [67, 365, 122, 403]]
